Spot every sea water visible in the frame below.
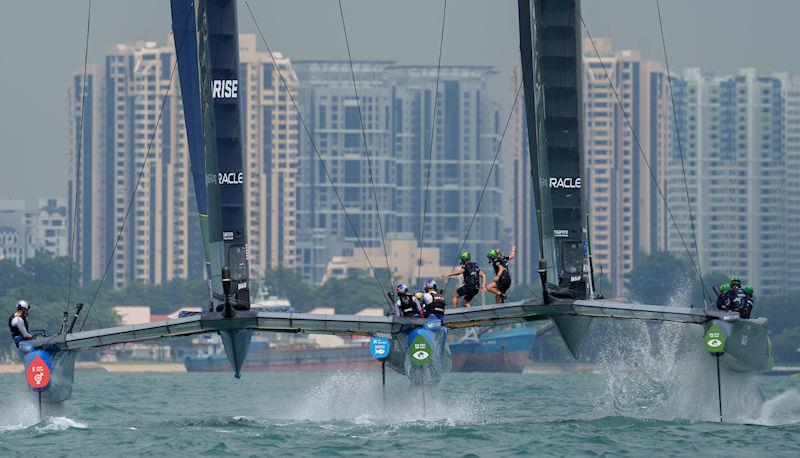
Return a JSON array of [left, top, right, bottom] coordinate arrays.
[[0, 365, 798, 456], [0, 317, 798, 456]]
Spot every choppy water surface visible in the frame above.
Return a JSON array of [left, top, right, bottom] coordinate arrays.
[[0, 367, 798, 456]]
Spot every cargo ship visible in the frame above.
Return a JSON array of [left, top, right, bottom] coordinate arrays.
[[449, 325, 544, 373], [184, 339, 378, 372]]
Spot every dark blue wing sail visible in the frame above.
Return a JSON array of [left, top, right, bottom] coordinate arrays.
[[170, 0, 251, 310]]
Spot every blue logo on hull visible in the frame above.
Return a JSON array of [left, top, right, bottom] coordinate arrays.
[[370, 337, 391, 359]]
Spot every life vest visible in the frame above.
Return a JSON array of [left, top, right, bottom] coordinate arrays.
[[8, 314, 28, 338], [741, 294, 754, 319], [426, 291, 446, 318], [397, 294, 418, 317], [492, 256, 511, 280], [731, 289, 747, 312], [462, 261, 481, 288]]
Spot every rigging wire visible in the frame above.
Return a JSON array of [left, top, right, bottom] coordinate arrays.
[[244, 0, 393, 308], [337, 0, 393, 291], [578, 12, 710, 304], [416, 0, 448, 286], [656, 0, 709, 308], [443, 81, 523, 294], [80, 28, 185, 331], [66, 0, 93, 317]]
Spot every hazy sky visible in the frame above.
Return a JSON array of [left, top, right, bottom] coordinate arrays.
[[1, 0, 797, 203]]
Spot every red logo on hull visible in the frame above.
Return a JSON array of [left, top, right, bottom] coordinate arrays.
[[26, 355, 51, 390]]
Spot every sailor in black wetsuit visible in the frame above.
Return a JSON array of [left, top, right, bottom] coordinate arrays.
[[486, 245, 516, 304], [443, 251, 486, 309], [392, 284, 420, 317], [740, 285, 755, 319], [715, 283, 732, 311], [423, 280, 447, 318], [8, 300, 33, 347]]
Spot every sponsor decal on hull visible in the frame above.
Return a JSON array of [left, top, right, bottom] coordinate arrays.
[[704, 324, 726, 353], [409, 334, 432, 366]]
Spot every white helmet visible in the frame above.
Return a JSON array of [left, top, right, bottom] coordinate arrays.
[[16, 300, 29, 311]]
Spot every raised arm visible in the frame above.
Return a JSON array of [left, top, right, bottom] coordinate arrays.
[[442, 268, 464, 278], [507, 244, 517, 261]]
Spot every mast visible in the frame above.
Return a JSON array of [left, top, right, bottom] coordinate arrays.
[[172, 0, 251, 310], [517, 0, 592, 299]]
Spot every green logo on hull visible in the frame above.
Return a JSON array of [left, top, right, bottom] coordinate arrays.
[[704, 324, 726, 353], [409, 334, 432, 366]]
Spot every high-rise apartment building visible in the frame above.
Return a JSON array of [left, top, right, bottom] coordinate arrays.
[[389, 66, 502, 274], [239, 35, 299, 277], [68, 41, 192, 288], [783, 75, 800, 291], [294, 61, 396, 284], [68, 35, 298, 287], [33, 198, 69, 257], [667, 68, 785, 295], [0, 198, 68, 265], [582, 39, 671, 294], [506, 66, 538, 285], [294, 62, 502, 284], [508, 40, 672, 294]]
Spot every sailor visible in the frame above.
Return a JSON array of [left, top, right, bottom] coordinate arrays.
[[412, 290, 429, 318], [715, 283, 732, 311], [8, 300, 33, 347], [443, 251, 486, 309], [423, 280, 446, 318], [485, 245, 515, 304], [740, 285, 755, 319], [393, 284, 420, 317]]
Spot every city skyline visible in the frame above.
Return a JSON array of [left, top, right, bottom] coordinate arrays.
[[2, 0, 799, 202], [4, 31, 799, 296]]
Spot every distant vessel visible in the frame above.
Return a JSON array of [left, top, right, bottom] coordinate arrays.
[[450, 325, 540, 373], [184, 338, 375, 372]]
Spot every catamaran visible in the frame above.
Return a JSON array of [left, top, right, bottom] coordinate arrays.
[[18, 0, 771, 419]]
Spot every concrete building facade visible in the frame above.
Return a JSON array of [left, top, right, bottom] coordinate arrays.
[[667, 68, 785, 295], [783, 75, 800, 291], [68, 35, 299, 287], [581, 39, 672, 294], [239, 36, 300, 277], [294, 62, 502, 285]]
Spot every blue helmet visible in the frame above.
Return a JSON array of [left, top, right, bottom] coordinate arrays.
[[396, 283, 408, 294], [425, 280, 437, 291]]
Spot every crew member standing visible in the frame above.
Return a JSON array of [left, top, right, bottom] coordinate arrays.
[[8, 300, 33, 347], [443, 251, 486, 309], [486, 245, 516, 303]]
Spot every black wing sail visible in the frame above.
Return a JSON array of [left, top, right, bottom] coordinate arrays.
[[518, 0, 592, 298], [172, 0, 251, 310]]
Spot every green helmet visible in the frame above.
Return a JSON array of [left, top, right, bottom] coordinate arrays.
[[459, 251, 471, 262], [720, 283, 730, 294], [743, 285, 754, 295], [730, 276, 741, 287], [487, 249, 498, 259]]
